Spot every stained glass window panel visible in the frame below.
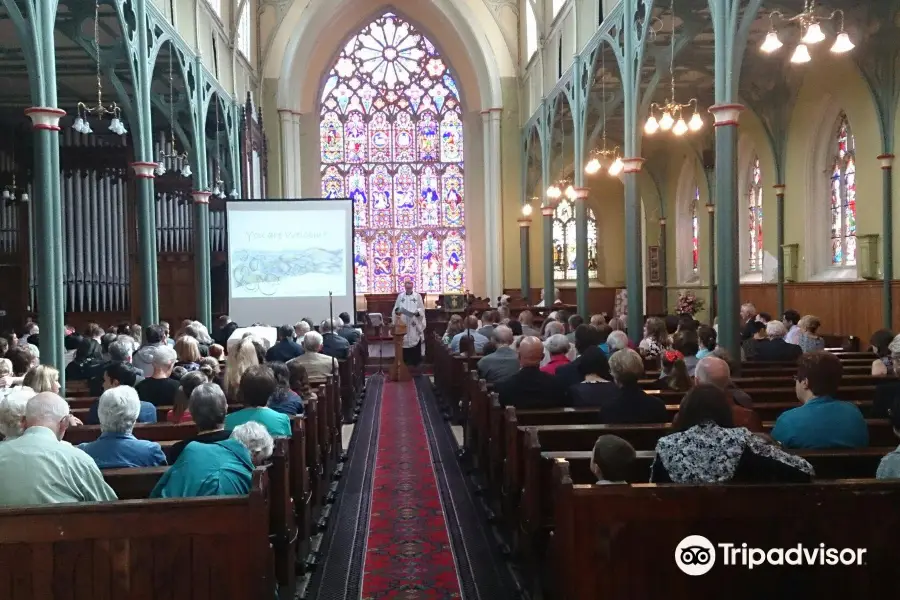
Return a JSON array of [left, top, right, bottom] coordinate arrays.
[[320, 12, 465, 293], [551, 198, 598, 281], [747, 157, 763, 272], [830, 113, 857, 266], [691, 187, 699, 274]]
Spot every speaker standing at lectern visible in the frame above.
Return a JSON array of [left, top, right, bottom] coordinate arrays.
[[393, 279, 426, 367]]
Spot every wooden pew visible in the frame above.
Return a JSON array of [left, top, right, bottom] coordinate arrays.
[[518, 446, 891, 574], [0, 469, 273, 599], [550, 467, 900, 599]]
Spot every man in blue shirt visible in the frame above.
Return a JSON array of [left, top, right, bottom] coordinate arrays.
[[450, 315, 489, 354], [265, 324, 304, 363], [772, 351, 869, 449]]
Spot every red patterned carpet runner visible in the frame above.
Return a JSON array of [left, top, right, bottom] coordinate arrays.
[[362, 380, 462, 599]]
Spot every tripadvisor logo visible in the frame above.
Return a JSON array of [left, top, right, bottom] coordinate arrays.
[[675, 535, 867, 575]]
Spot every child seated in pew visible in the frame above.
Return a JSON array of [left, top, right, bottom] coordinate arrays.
[[590, 435, 636, 485], [876, 397, 900, 479], [151, 421, 273, 498], [651, 384, 814, 484]]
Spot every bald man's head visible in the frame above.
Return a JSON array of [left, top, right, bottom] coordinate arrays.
[[24, 392, 71, 439], [518, 336, 544, 367], [694, 356, 730, 389], [464, 315, 479, 330]]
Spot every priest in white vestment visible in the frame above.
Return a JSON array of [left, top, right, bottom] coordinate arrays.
[[393, 279, 426, 367]]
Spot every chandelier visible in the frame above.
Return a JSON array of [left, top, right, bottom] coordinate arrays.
[[72, 0, 127, 136], [2, 173, 28, 205], [760, 2, 854, 64], [547, 180, 577, 201], [644, 0, 703, 136], [585, 49, 624, 176], [155, 47, 191, 178], [210, 100, 227, 199]]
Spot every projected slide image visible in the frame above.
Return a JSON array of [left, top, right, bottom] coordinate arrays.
[[231, 248, 345, 296], [229, 208, 349, 299]]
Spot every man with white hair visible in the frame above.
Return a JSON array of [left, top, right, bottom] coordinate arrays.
[[294, 320, 312, 339], [0, 392, 117, 505], [0, 386, 36, 441], [752, 320, 802, 362], [393, 278, 427, 368], [150, 420, 271, 498], [78, 387, 167, 469], [287, 331, 337, 379], [135, 345, 180, 407], [320, 317, 350, 359], [740, 303, 758, 341], [476, 325, 519, 384]]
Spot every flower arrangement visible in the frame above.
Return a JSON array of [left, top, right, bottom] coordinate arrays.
[[675, 289, 705, 316]]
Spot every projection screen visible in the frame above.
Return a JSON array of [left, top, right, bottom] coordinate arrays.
[[226, 199, 355, 326]]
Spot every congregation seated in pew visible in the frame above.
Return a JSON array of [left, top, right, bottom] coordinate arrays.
[[167, 370, 208, 423], [168, 382, 232, 463], [567, 346, 615, 408], [876, 397, 900, 479], [268, 361, 304, 416], [450, 315, 489, 354], [225, 364, 292, 437], [135, 344, 180, 406], [151, 421, 274, 498], [540, 334, 571, 375], [694, 356, 763, 432], [496, 336, 564, 409], [476, 325, 519, 384], [288, 331, 338, 379], [78, 386, 167, 469], [651, 384, 814, 484], [555, 324, 604, 392], [589, 434, 635, 485], [0, 385, 35, 440], [600, 349, 668, 424], [0, 392, 117, 505], [771, 351, 869, 449], [85, 362, 157, 425], [649, 349, 692, 392]]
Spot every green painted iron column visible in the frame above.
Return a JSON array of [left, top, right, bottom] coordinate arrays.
[[519, 132, 532, 303], [571, 56, 590, 319], [13, 0, 65, 377], [658, 218, 668, 306], [708, 0, 761, 362], [774, 184, 785, 317], [540, 101, 555, 308], [191, 59, 212, 329], [879, 154, 894, 328], [706, 201, 715, 325]]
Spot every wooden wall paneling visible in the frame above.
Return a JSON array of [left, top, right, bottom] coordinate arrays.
[[645, 286, 664, 316], [157, 254, 196, 325]]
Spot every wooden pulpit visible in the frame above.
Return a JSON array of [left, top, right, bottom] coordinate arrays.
[[389, 317, 412, 381]]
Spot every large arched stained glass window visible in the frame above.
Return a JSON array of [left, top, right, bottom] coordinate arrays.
[[319, 12, 465, 294], [831, 113, 856, 266], [748, 156, 763, 272], [552, 198, 597, 280]]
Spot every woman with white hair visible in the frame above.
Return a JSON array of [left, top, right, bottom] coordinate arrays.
[[78, 386, 167, 469], [150, 417, 272, 498], [541, 334, 571, 375], [0, 386, 36, 441]]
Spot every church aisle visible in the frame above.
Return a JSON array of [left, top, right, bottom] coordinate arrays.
[[361, 379, 461, 598], [309, 375, 518, 599]]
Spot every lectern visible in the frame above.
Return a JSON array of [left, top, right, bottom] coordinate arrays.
[[389, 317, 411, 382]]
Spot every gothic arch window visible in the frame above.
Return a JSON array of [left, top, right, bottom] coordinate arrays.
[[691, 186, 699, 274], [319, 11, 465, 294], [552, 198, 597, 281], [747, 156, 763, 272], [830, 113, 856, 266]]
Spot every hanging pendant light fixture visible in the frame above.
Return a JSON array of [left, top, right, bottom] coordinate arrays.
[[158, 47, 191, 177], [584, 49, 624, 177], [211, 99, 227, 199], [73, 0, 126, 136], [760, 3, 854, 61], [644, 0, 703, 137]]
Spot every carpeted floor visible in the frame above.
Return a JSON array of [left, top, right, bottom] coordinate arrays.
[[309, 374, 517, 600], [361, 379, 462, 598]]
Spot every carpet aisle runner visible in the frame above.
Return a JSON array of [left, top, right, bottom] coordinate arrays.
[[361, 380, 462, 599]]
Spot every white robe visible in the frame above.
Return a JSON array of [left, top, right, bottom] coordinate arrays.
[[393, 292, 426, 348]]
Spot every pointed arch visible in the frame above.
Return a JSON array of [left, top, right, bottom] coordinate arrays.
[[675, 158, 700, 284], [319, 11, 466, 294], [746, 155, 764, 272], [829, 112, 857, 267], [551, 197, 597, 281]]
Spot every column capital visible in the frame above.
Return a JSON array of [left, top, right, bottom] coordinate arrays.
[[708, 104, 745, 127], [192, 191, 212, 204], [572, 187, 590, 199], [622, 157, 645, 173], [517, 217, 532, 228], [479, 107, 503, 114], [131, 162, 158, 179], [773, 184, 786, 192], [541, 205, 554, 217], [25, 107, 65, 131], [878, 154, 895, 169], [658, 217, 667, 226]]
